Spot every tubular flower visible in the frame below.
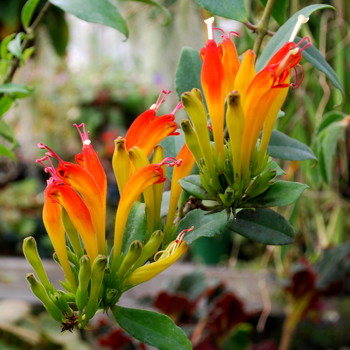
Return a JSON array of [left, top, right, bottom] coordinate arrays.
[[125, 91, 180, 157], [182, 15, 310, 212]]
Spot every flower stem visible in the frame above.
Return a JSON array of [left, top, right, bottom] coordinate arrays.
[[2, 1, 51, 84], [252, 0, 277, 56]]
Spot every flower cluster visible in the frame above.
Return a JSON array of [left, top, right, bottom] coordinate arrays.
[[23, 93, 194, 330], [181, 16, 311, 213]]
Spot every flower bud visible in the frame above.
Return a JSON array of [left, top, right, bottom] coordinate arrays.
[[23, 237, 53, 291], [54, 291, 74, 317], [61, 208, 84, 257], [117, 241, 143, 278], [84, 255, 107, 322], [112, 137, 130, 194], [26, 273, 63, 323], [133, 231, 164, 269], [181, 120, 203, 165], [75, 255, 91, 312], [245, 169, 277, 199]]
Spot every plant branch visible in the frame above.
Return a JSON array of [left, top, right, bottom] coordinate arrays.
[[3, 1, 51, 84], [244, 21, 275, 36], [252, 0, 277, 56]]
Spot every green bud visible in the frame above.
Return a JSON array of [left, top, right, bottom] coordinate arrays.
[[245, 170, 276, 199], [112, 137, 130, 194], [226, 91, 245, 183], [117, 241, 143, 278], [133, 231, 164, 269], [218, 187, 235, 208], [75, 255, 91, 312], [182, 90, 214, 174], [23, 237, 53, 291], [26, 273, 63, 323], [84, 255, 107, 322], [181, 120, 203, 165]]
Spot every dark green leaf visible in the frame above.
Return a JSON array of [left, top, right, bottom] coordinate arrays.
[[49, 0, 129, 37], [8, 33, 25, 59], [194, 0, 247, 22], [121, 202, 147, 255], [112, 306, 192, 350], [299, 37, 344, 93], [257, 4, 334, 70], [0, 120, 15, 143], [179, 175, 212, 200], [260, 0, 289, 25], [21, 0, 41, 31], [0, 83, 32, 98], [268, 130, 317, 161], [244, 181, 308, 208], [0, 144, 15, 159], [177, 208, 295, 245], [0, 96, 14, 117], [175, 47, 202, 98], [129, 0, 172, 25], [177, 209, 229, 244], [318, 121, 345, 184], [317, 111, 346, 134], [230, 208, 295, 245]]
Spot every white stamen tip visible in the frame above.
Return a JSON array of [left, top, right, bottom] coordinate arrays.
[[150, 104, 157, 110], [83, 140, 91, 145], [204, 17, 215, 40], [289, 14, 309, 42]]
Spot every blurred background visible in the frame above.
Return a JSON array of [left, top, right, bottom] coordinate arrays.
[[0, 0, 350, 349]]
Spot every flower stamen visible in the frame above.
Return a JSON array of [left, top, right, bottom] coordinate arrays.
[[150, 90, 171, 111], [289, 14, 309, 42], [204, 17, 215, 40], [73, 123, 91, 146]]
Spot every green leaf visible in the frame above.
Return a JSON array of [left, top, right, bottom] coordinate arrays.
[[260, 0, 289, 25], [1, 33, 16, 59], [0, 120, 15, 143], [299, 37, 344, 93], [194, 0, 247, 22], [243, 181, 308, 208], [179, 175, 213, 200], [177, 208, 295, 245], [256, 4, 334, 70], [112, 306, 192, 350], [268, 130, 317, 161], [0, 83, 32, 98], [175, 47, 202, 98], [317, 111, 346, 134], [177, 209, 229, 244], [230, 208, 295, 245], [318, 121, 345, 184], [0, 144, 15, 159], [8, 33, 25, 59], [0, 96, 14, 117], [49, 0, 129, 37], [21, 0, 41, 31], [121, 202, 147, 255], [129, 0, 172, 25]]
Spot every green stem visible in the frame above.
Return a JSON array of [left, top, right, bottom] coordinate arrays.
[[252, 0, 277, 56], [2, 1, 51, 84]]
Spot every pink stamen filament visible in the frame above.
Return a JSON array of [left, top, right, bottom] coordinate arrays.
[[36, 156, 61, 181], [73, 123, 91, 145], [150, 90, 171, 112], [295, 36, 312, 52], [159, 157, 182, 168], [171, 102, 183, 115], [37, 143, 64, 163]]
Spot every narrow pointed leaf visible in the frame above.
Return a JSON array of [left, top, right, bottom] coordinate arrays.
[[299, 37, 344, 93], [257, 4, 334, 70], [260, 0, 288, 25], [112, 306, 192, 350], [268, 130, 317, 161], [49, 0, 129, 37]]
